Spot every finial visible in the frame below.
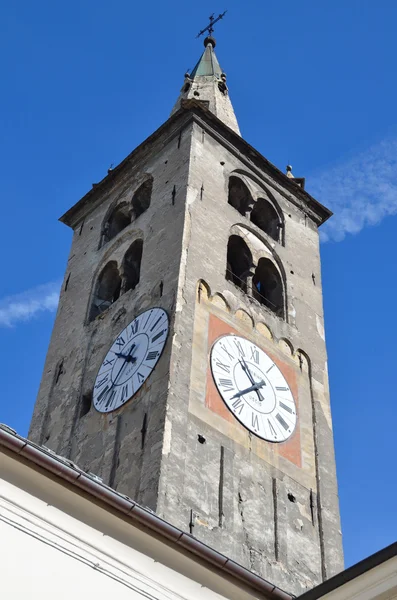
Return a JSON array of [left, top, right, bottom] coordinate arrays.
[[204, 35, 216, 48], [196, 11, 227, 39], [286, 165, 294, 178]]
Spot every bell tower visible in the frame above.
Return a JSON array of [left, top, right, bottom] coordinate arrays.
[[29, 34, 343, 596]]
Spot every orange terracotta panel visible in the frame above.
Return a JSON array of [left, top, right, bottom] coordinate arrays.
[[205, 313, 302, 468]]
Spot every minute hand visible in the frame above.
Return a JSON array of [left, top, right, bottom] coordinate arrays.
[[231, 380, 266, 400]]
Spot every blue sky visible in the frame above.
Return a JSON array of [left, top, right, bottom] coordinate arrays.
[[1, 0, 396, 569]]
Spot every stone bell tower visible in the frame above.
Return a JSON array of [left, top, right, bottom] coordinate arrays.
[[29, 35, 343, 596]]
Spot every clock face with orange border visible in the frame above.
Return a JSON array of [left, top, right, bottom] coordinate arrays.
[[210, 334, 297, 442]]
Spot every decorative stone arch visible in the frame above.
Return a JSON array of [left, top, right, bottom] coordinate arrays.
[[99, 174, 153, 249], [100, 201, 131, 248], [228, 169, 285, 246], [227, 176, 254, 217], [89, 261, 122, 321], [226, 225, 288, 321]]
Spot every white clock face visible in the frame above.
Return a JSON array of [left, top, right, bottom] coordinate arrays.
[[211, 335, 297, 442], [93, 307, 169, 413]]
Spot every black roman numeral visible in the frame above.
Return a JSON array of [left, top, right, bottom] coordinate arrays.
[[232, 397, 244, 414], [214, 358, 231, 374], [250, 347, 259, 364], [251, 412, 260, 431], [233, 339, 245, 357], [105, 388, 117, 409], [279, 401, 293, 414], [137, 372, 145, 383], [276, 413, 289, 431], [268, 418, 277, 438], [150, 316, 162, 331], [121, 383, 130, 402], [146, 351, 159, 361], [266, 364, 275, 374], [152, 329, 165, 343], [115, 336, 125, 348], [144, 310, 153, 329], [275, 386, 289, 392], [95, 374, 109, 389], [219, 378, 234, 391], [219, 342, 234, 361], [130, 320, 139, 336], [102, 358, 115, 368], [97, 385, 110, 404]]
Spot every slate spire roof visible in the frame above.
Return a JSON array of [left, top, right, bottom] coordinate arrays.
[[171, 36, 241, 136]]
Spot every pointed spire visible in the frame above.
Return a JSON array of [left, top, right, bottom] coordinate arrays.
[[171, 36, 241, 136]]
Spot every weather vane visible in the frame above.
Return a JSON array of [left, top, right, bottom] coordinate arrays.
[[196, 11, 227, 39]]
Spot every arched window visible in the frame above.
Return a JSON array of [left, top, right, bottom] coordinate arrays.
[[252, 258, 284, 316], [131, 178, 152, 220], [226, 235, 253, 293], [250, 198, 281, 242], [101, 204, 131, 247], [228, 177, 253, 217], [122, 240, 143, 293], [90, 261, 121, 321]]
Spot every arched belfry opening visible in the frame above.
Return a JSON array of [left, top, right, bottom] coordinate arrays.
[[132, 178, 152, 220], [102, 204, 131, 246], [228, 177, 253, 217], [250, 198, 282, 242], [122, 239, 143, 293], [252, 258, 284, 317], [90, 261, 121, 321], [226, 235, 253, 293]]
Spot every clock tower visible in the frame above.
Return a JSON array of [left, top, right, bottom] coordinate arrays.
[[29, 35, 343, 596]]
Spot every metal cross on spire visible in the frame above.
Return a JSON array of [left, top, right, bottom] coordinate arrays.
[[196, 11, 227, 39]]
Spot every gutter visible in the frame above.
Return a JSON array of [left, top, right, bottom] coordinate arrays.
[[0, 424, 293, 600]]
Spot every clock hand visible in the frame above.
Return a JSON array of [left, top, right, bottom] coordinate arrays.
[[112, 344, 137, 386], [231, 380, 266, 399], [239, 358, 266, 402], [115, 352, 137, 363]]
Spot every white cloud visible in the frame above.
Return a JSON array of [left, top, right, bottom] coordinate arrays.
[[0, 281, 61, 328], [307, 138, 397, 242]]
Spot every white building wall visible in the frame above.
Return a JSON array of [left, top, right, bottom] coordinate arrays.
[[0, 455, 259, 600]]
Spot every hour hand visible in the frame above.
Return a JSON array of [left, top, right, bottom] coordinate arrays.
[[115, 352, 136, 363], [231, 380, 266, 400]]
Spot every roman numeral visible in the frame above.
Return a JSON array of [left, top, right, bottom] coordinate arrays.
[[250, 346, 259, 364], [214, 358, 231, 374], [251, 412, 260, 431], [121, 383, 130, 402], [233, 339, 245, 357], [279, 401, 293, 414], [95, 374, 109, 389], [152, 329, 165, 343], [144, 310, 153, 329], [102, 358, 115, 368], [146, 351, 159, 361], [115, 336, 125, 348], [97, 385, 110, 404], [130, 320, 139, 336], [105, 388, 117, 409], [219, 342, 234, 361], [137, 372, 145, 383], [219, 378, 234, 392], [276, 413, 289, 431], [267, 418, 277, 439], [150, 316, 162, 331], [266, 364, 275, 374], [232, 397, 244, 414], [275, 386, 289, 392]]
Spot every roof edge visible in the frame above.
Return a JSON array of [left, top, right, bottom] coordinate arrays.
[[0, 424, 293, 600], [297, 541, 397, 600]]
